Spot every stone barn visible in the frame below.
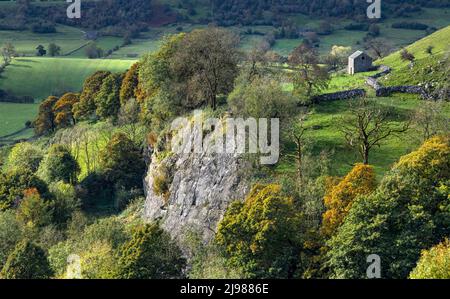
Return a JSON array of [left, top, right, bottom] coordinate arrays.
[[348, 51, 373, 75]]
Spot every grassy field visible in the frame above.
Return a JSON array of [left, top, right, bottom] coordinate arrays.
[[0, 57, 135, 100], [278, 95, 450, 179], [0, 102, 36, 144], [0, 24, 125, 58], [376, 25, 450, 87]]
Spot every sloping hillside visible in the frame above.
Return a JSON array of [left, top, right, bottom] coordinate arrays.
[[378, 25, 450, 86]]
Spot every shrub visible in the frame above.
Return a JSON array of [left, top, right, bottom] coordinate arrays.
[[1, 240, 53, 279], [16, 188, 53, 229], [216, 184, 306, 278], [0, 211, 23, 269], [39, 145, 79, 184], [410, 239, 450, 279], [116, 223, 185, 279], [392, 22, 428, 30], [99, 132, 145, 191], [321, 164, 377, 236], [6, 142, 43, 173]]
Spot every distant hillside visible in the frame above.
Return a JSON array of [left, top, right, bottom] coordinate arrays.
[[210, 0, 450, 26], [378, 25, 450, 87]]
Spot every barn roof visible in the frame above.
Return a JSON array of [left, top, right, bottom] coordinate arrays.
[[349, 50, 365, 60]]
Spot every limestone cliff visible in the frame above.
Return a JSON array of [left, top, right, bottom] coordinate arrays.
[[143, 126, 250, 243]]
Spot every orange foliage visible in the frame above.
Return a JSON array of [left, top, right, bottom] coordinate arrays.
[[23, 188, 39, 198], [321, 163, 377, 236]]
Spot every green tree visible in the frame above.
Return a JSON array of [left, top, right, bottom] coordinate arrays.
[[410, 239, 450, 279], [138, 34, 185, 127], [116, 223, 185, 279], [6, 142, 43, 172], [228, 75, 297, 119], [326, 136, 450, 279], [35, 45, 46, 56], [40, 145, 79, 184], [172, 27, 240, 110], [216, 184, 306, 278], [48, 43, 61, 57], [95, 73, 123, 120], [48, 181, 80, 227], [0, 211, 23, 269], [99, 132, 145, 190], [1, 240, 53, 279], [85, 42, 104, 59], [34, 96, 59, 136]]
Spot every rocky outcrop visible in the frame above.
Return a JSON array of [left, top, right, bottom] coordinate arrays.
[[143, 124, 250, 243]]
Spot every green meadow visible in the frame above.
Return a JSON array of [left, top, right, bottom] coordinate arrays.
[[0, 57, 135, 100], [278, 95, 450, 179]]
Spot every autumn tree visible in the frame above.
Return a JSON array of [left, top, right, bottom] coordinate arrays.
[[16, 188, 52, 229], [339, 98, 410, 165], [288, 42, 330, 102], [1, 240, 53, 279], [73, 71, 111, 120], [327, 136, 450, 278], [0, 168, 48, 211], [53, 93, 80, 129], [34, 96, 59, 136], [410, 239, 450, 279], [95, 73, 123, 120], [172, 27, 240, 110], [116, 224, 185, 279], [216, 184, 306, 278], [321, 163, 377, 237], [120, 62, 140, 105]]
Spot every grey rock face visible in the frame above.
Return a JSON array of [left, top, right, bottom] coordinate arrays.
[[143, 125, 250, 243]]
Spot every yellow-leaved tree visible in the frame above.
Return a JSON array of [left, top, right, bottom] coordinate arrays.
[[321, 163, 377, 236]]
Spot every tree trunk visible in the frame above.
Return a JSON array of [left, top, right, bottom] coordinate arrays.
[[363, 146, 370, 165]]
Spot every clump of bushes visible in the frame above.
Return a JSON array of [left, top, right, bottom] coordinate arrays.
[[392, 22, 428, 30]]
